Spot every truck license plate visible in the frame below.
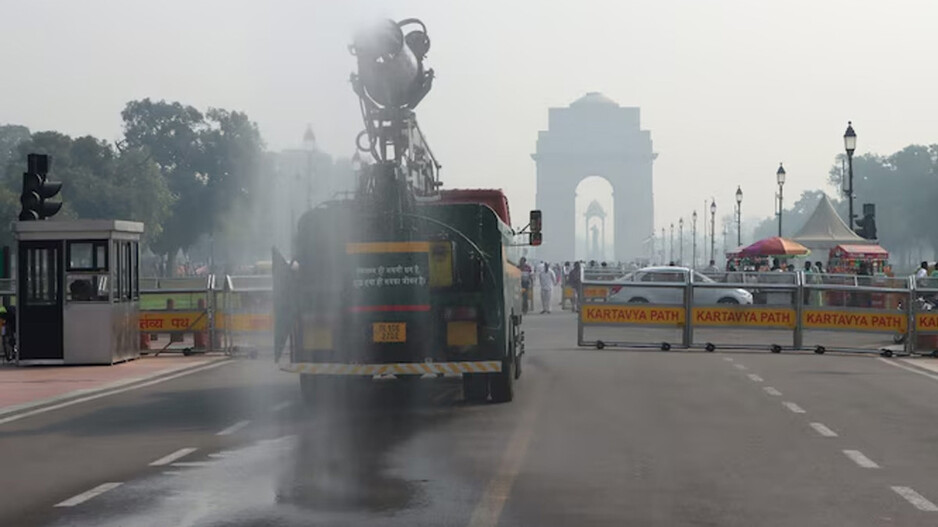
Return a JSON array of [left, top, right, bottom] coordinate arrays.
[[372, 322, 406, 343]]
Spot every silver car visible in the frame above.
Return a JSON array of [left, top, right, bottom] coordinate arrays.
[[606, 266, 753, 305]]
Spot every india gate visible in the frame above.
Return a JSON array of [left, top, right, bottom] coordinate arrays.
[[532, 92, 656, 263]]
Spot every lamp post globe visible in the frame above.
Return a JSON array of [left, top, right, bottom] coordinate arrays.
[[735, 185, 743, 246], [843, 121, 857, 229], [709, 200, 716, 264], [776, 163, 786, 237]]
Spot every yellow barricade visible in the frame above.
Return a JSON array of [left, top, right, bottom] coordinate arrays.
[[802, 309, 907, 333], [139, 311, 207, 332], [580, 304, 684, 327], [693, 306, 796, 329], [216, 313, 273, 332]]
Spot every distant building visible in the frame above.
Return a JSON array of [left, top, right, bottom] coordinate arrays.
[[532, 93, 656, 263]]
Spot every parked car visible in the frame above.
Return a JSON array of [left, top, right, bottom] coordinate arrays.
[[607, 266, 753, 305]]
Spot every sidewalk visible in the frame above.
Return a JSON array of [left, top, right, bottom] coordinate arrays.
[[0, 354, 230, 418]]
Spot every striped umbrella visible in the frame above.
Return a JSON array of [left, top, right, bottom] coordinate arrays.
[[738, 236, 809, 257]]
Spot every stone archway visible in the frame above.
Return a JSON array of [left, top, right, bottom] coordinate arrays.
[[531, 92, 656, 263]]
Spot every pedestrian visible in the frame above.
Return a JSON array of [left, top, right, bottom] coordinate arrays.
[[705, 259, 719, 273], [930, 262, 938, 278], [537, 262, 557, 314], [916, 261, 929, 285], [569, 261, 581, 312], [815, 261, 825, 274]]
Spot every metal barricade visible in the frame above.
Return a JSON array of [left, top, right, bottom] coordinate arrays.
[[218, 275, 272, 357], [578, 267, 689, 350], [799, 273, 910, 354], [908, 277, 938, 357], [690, 271, 800, 352], [139, 275, 215, 355]]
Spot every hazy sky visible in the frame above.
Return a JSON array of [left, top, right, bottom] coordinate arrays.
[[2, 0, 937, 235]]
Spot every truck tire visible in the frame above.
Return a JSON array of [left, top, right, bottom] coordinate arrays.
[[490, 355, 515, 403], [463, 373, 489, 403]]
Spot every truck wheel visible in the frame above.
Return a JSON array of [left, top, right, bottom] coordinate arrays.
[[490, 358, 515, 403], [463, 373, 489, 403]]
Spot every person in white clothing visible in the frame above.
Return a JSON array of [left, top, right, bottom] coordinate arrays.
[[537, 262, 557, 314]]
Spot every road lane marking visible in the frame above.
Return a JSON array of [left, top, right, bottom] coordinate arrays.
[[467, 385, 546, 527], [170, 461, 215, 467], [747, 374, 764, 382], [809, 422, 838, 437], [217, 420, 251, 436], [55, 482, 122, 507], [270, 401, 293, 412], [733, 363, 748, 370], [843, 450, 879, 468], [878, 358, 938, 382], [782, 402, 806, 414], [892, 486, 938, 511], [149, 447, 198, 466], [764, 386, 782, 396], [0, 360, 234, 427], [162, 471, 183, 476], [723, 357, 734, 362]]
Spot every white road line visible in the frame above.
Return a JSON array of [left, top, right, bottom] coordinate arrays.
[[723, 357, 734, 362], [149, 447, 198, 466], [764, 386, 783, 396], [162, 471, 183, 476], [843, 449, 880, 469], [216, 420, 250, 436], [0, 360, 233, 426], [169, 461, 215, 468], [55, 482, 123, 507], [208, 451, 236, 459], [747, 374, 764, 382], [809, 422, 838, 437], [733, 363, 748, 370], [892, 486, 938, 512], [782, 401, 806, 414], [878, 357, 938, 381], [270, 401, 293, 412]]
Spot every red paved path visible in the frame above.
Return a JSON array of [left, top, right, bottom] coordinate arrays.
[[0, 355, 225, 412]]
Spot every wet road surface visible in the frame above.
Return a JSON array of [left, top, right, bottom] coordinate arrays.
[[4, 313, 938, 525]]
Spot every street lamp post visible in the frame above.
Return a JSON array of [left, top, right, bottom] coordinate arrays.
[[776, 163, 786, 237], [661, 227, 666, 264], [735, 186, 743, 246], [679, 218, 684, 265], [669, 223, 674, 263], [692, 210, 698, 270], [722, 223, 728, 257], [843, 121, 857, 230], [709, 200, 717, 263]]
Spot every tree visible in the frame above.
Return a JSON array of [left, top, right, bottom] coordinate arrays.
[[0, 125, 30, 170], [0, 131, 174, 247], [120, 99, 266, 274]]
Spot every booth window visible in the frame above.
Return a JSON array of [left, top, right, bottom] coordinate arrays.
[[25, 246, 57, 306], [65, 241, 109, 302], [67, 241, 107, 271]]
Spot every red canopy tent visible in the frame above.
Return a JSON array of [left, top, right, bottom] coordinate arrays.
[[738, 237, 809, 257]]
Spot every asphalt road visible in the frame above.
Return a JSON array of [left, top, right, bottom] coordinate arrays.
[[4, 313, 938, 525]]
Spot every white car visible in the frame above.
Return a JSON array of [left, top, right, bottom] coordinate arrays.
[[606, 266, 753, 305]]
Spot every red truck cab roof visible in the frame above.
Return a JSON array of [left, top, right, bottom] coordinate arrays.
[[437, 189, 511, 225]]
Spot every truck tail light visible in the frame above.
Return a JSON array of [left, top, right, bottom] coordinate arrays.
[[444, 306, 478, 321]]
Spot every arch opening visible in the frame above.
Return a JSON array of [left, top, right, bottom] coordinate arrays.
[[574, 176, 614, 263]]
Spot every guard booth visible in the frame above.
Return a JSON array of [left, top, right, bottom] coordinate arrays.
[[14, 220, 143, 365]]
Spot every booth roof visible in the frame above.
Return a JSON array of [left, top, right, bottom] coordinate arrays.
[[793, 194, 869, 244]]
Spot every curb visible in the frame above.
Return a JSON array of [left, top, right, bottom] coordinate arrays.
[[0, 356, 233, 422]]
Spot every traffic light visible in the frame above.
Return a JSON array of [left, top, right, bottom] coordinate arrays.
[[18, 154, 62, 221], [529, 210, 542, 246], [855, 203, 877, 240]]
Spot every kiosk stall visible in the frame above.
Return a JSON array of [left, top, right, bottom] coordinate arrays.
[[14, 220, 143, 365]]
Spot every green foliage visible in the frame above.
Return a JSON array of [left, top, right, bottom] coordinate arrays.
[[0, 131, 174, 246], [0, 125, 30, 170], [120, 99, 266, 267]]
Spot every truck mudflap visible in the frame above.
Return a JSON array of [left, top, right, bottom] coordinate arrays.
[[281, 360, 502, 375]]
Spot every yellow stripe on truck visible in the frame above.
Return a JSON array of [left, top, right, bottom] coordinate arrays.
[[282, 361, 503, 375], [345, 242, 431, 254]]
